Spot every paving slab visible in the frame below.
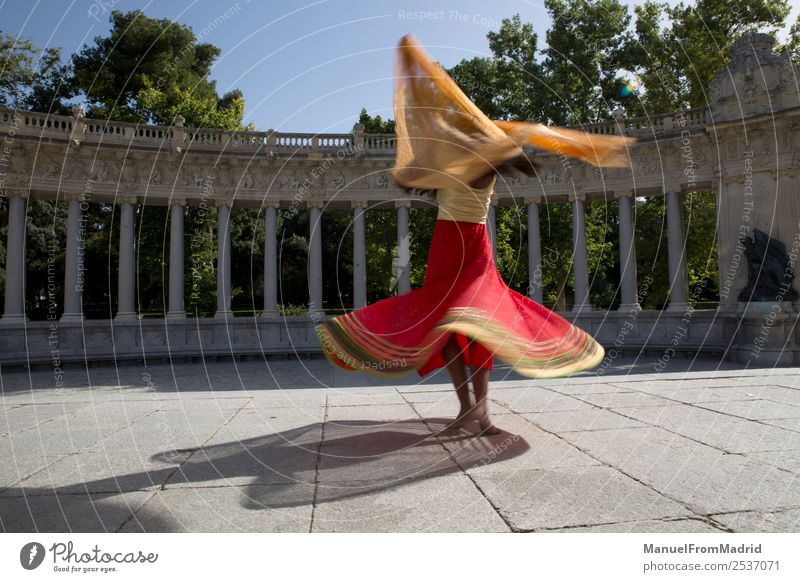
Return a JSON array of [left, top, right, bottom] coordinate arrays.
[[409, 398, 475, 419], [440, 414, 598, 474], [613, 403, 800, 453], [83, 409, 238, 455], [550, 517, 725, 533], [400, 390, 459, 403], [561, 426, 800, 514], [0, 403, 89, 435], [644, 386, 770, 404], [710, 508, 800, 533], [762, 418, 800, 432], [317, 419, 458, 483], [1, 423, 110, 457], [747, 449, 800, 474], [311, 474, 510, 532], [326, 391, 409, 407], [0, 452, 63, 490], [165, 422, 322, 487], [490, 387, 595, 413], [739, 375, 800, 389], [575, 392, 677, 408], [522, 409, 645, 432], [324, 404, 416, 422], [2, 449, 188, 496], [610, 378, 756, 391], [118, 485, 314, 532], [696, 399, 800, 420], [247, 391, 328, 408], [545, 382, 634, 395], [472, 465, 691, 531]]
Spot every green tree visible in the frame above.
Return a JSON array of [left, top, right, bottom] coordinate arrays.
[[365, 209, 396, 302], [542, 0, 635, 124], [409, 206, 436, 286], [356, 107, 395, 133], [276, 211, 310, 312], [322, 209, 354, 314], [628, 0, 792, 110], [72, 9, 226, 124], [447, 57, 505, 119], [0, 32, 76, 113], [634, 196, 669, 309], [784, 14, 800, 62]]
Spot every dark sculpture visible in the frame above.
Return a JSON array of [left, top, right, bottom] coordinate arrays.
[[738, 228, 799, 302]]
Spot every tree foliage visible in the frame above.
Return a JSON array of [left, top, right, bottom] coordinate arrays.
[[71, 9, 223, 123], [357, 107, 395, 133], [0, 33, 75, 114]]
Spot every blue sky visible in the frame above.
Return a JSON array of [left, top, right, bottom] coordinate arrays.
[[1, 0, 797, 132]]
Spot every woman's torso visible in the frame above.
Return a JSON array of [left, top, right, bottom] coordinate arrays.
[[424, 177, 498, 287], [435, 175, 496, 224]]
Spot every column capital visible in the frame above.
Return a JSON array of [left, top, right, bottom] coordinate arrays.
[[307, 199, 325, 209], [62, 192, 82, 202], [524, 195, 543, 205], [394, 199, 412, 209], [264, 199, 281, 209], [118, 195, 138, 205], [5, 188, 29, 199], [215, 197, 234, 208], [569, 191, 587, 203], [351, 200, 369, 209], [614, 190, 635, 200], [170, 198, 187, 207], [489, 196, 499, 207]]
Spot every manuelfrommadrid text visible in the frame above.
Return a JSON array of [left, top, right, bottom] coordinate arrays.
[[644, 543, 762, 554]]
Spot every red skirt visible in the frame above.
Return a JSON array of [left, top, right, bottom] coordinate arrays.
[[315, 219, 604, 378]]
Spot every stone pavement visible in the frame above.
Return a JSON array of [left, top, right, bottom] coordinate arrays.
[[2, 355, 800, 533]]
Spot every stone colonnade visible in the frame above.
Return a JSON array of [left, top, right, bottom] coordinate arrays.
[[0, 189, 691, 322]]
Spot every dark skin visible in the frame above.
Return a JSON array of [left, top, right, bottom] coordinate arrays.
[[441, 170, 501, 435]]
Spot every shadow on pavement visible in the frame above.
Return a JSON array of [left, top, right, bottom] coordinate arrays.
[[2, 418, 529, 532]]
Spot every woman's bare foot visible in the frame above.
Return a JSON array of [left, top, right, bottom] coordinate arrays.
[[445, 405, 502, 435], [445, 407, 473, 429], [473, 402, 501, 435], [477, 417, 502, 436]]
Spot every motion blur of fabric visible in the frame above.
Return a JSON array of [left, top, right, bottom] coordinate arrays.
[[391, 34, 636, 190]]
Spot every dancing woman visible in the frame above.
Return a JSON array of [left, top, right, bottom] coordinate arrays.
[[315, 35, 634, 434]]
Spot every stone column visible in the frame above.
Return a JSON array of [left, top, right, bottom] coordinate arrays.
[[352, 201, 368, 309], [167, 199, 186, 320], [1, 191, 28, 324], [713, 176, 737, 312], [60, 193, 84, 322], [115, 196, 137, 321], [308, 200, 324, 317], [571, 193, 591, 313], [395, 200, 411, 294], [666, 190, 690, 312], [261, 201, 279, 318], [214, 199, 234, 319], [488, 198, 497, 262], [526, 196, 543, 303], [616, 191, 640, 311]]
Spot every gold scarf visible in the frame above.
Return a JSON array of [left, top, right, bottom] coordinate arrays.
[[391, 34, 635, 190]]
